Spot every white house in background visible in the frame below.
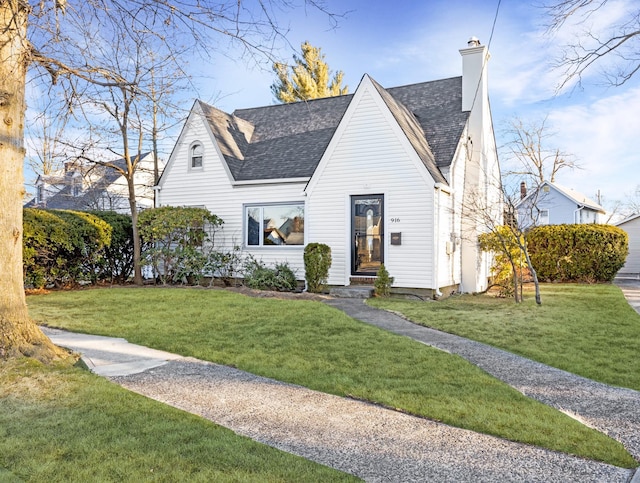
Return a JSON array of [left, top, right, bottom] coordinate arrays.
[[26, 152, 160, 214], [157, 38, 502, 296], [616, 213, 640, 277], [516, 181, 605, 229]]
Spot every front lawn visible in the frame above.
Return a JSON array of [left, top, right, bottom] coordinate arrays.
[[0, 357, 356, 482], [27, 287, 637, 468], [369, 283, 640, 391]]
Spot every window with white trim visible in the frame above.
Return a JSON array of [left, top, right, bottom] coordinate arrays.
[[245, 203, 304, 247], [190, 142, 203, 169], [538, 209, 549, 225]]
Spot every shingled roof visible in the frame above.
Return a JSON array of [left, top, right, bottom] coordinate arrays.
[[199, 75, 469, 183], [26, 153, 152, 210]]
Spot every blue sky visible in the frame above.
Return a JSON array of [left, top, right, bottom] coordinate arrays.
[[198, 0, 639, 210], [25, 0, 640, 212]]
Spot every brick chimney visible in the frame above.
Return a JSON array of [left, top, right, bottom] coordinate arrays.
[[520, 181, 527, 200]]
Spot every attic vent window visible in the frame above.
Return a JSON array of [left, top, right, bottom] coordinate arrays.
[[190, 142, 203, 169], [543, 185, 550, 193]]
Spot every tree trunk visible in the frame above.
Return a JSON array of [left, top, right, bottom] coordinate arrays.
[[523, 248, 542, 305], [0, 1, 65, 361], [127, 175, 143, 285]]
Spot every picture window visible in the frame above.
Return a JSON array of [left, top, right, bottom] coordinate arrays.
[[245, 203, 304, 247]]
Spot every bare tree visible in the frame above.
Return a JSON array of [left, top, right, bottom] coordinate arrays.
[[463, 165, 542, 305], [72, 24, 187, 285], [25, 95, 71, 177], [623, 185, 640, 215], [502, 117, 581, 186], [606, 184, 640, 222], [0, 0, 339, 361], [545, 0, 640, 88]]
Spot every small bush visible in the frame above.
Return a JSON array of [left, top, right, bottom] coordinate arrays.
[[304, 243, 332, 293], [527, 224, 628, 282], [138, 206, 223, 285], [207, 245, 243, 286], [479, 227, 531, 298], [374, 264, 394, 297], [243, 256, 297, 292]]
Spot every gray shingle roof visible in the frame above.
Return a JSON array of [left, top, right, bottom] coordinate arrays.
[[26, 154, 151, 211], [200, 76, 469, 183]]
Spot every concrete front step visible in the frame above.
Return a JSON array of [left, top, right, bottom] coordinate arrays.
[[330, 286, 375, 299]]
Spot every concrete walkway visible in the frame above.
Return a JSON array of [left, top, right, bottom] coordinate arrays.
[[41, 327, 182, 377], [40, 281, 640, 482], [616, 278, 640, 316]]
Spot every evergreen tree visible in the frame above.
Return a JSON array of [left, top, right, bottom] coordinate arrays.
[[271, 41, 348, 103]]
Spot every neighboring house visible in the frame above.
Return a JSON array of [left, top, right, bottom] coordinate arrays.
[[516, 181, 605, 229], [26, 153, 160, 214], [616, 213, 640, 277], [157, 38, 502, 295]]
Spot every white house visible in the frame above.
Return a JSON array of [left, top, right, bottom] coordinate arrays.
[[157, 38, 502, 296], [616, 213, 640, 277], [27, 152, 160, 214], [516, 181, 605, 229]]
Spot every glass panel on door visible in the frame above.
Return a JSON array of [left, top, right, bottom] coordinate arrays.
[[352, 195, 384, 275]]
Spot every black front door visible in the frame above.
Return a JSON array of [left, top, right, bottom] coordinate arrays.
[[352, 195, 384, 275]]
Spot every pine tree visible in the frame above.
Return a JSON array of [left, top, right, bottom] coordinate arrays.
[[271, 41, 348, 103]]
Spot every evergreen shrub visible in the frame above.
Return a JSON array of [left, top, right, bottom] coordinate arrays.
[[88, 211, 135, 283], [527, 224, 628, 283], [243, 257, 298, 291], [374, 263, 394, 297], [304, 243, 332, 293], [23, 208, 112, 288]]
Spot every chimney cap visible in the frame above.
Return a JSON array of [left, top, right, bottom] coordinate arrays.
[[467, 36, 481, 47]]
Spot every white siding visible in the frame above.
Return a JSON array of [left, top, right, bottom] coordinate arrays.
[[158, 108, 308, 277], [442, 137, 467, 287], [306, 85, 436, 288], [618, 216, 640, 275]]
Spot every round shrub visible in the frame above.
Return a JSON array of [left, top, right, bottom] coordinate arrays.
[[527, 224, 628, 283], [23, 208, 112, 288]]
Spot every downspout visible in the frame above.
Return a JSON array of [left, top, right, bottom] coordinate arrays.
[[574, 205, 584, 223], [433, 183, 447, 299]]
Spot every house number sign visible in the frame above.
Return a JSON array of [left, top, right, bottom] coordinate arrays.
[[390, 217, 400, 223]]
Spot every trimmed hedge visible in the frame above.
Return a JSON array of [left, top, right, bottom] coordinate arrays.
[[527, 224, 628, 283], [23, 209, 113, 288], [88, 211, 136, 283]]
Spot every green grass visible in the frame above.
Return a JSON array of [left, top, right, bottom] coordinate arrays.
[[369, 283, 640, 391], [26, 287, 638, 468], [0, 357, 358, 482]]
